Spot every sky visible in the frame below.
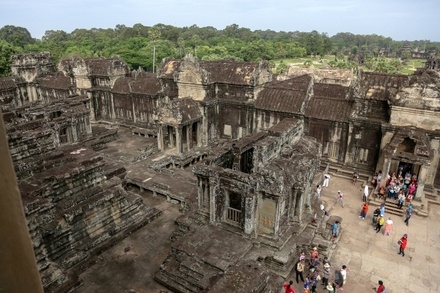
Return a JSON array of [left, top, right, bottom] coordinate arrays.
[[1, 0, 440, 42]]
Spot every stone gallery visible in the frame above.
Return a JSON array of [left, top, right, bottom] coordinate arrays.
[[0, 52, 439, 292]]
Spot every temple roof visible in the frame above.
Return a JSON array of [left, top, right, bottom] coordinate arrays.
[[358, 71, 408, 101], [0, 77, 17, 90], [38, 73, 72, 90], [305, 83, 352, 122], [199, 60, 260, 85], [255, 75, 311, 113], [112, 73, 161, 95]]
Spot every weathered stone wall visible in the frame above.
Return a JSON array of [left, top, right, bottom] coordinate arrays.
[[11, 52, 56, 83], [390, 106, 440, 131]]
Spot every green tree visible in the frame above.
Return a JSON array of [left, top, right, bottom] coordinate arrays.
[[0, 25, 34, 47], [0, 40, 21, 76]]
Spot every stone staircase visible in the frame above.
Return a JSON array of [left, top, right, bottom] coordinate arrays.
[[369, 197, 405, 218], [319, 161, 372, 190]]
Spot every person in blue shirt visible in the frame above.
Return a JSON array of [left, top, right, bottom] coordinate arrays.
[[332, 221, 340, 239]]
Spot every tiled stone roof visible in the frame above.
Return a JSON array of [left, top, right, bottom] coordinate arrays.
[[306, 83, 352, 122], [38, 74, 72, 90], [199, 60, 260, 85], [255, 75, 311, 113], [0, 77, 17, 90]]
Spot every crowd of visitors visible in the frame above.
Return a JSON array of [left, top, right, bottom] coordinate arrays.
[[282, 166, 419, 292]]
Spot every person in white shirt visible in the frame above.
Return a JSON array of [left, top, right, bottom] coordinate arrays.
[[323, 173, 330, 187], [363, 185, 369, 202]]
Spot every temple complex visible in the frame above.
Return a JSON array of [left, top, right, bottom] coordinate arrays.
[[1, 52, 440, 292]]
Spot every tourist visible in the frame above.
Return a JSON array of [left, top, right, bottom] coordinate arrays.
[[309, 247, 319, 260], [320, 202, 329, 217], [334, 265, 347, 290], [309, 268, 320, 293], [373, 280, 386, 293], [398, 234, 408, 257], [299, 251, 306, 262], [283, 280, 296, 293], [377, 185, 385, 199], [404, 205, 413, 226], [372, 207, 380, 225], [316, 184, 322, 199], [309, 256, 320, 271], [352, 170, 359, 185], [331, 221, 340, 239], [340, 265, 347, 290], [359, 202, 368, 219], [322, 262, 331, 287], [326, 283, 335, 293], [335, 190, 344, 207], [379, 203, 385, 217], [397, 191, 405, 209], [303, 276, 311, 292], [363, 184, 369, 202], [384, 218, 393, 236], [371, 172, 378, 189], [408, 182, 416, 196], [295, 259, 305, 284], [375, 215, 385, 233], [323, 173, 331, 187]]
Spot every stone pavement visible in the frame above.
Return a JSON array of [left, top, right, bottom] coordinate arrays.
[[282, 174, 440, 293]]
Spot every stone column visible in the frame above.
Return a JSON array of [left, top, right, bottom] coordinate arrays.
[[197, 177, 203, 211], [196, 121, 202, 147], [110, 93, 116, 119], [415, 164, 429, 201], [380, 157, 391, 187], [169, 126, 174, 148], [243, 196, 255, 235], [209, 177, 219, 223], [186, 124, 192, 151], [176, 126, 183, 154], [157, 125, 164, 151]]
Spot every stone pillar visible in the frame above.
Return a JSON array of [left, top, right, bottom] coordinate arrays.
[[196, 121, 202, 147], [0, 110, 44, 293], [415, 165, 428, 201], [197, 177, 203, 210], [169, 126, 174, 148], [132, 95, 136, 124], [110, 94, 116, 119], [176, 126, 183, 154], [380, 157, 391, 187], [243, 196, 255, 235], [186, 124, 192, 151], [157, 125, 164, 151], [209, 177, 219, 223]]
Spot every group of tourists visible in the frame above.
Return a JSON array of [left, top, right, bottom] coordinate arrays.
[[283, 167, 417, 292], [283, 246, 348, 293], [372, 168, 418, 207]]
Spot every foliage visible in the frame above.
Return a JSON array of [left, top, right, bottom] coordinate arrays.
[[0, 23, 438, 75], [0, 40, 22, 76], [0, 25, 35, 47]]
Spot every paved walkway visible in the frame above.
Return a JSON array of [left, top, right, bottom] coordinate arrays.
[[283, 174, 440, 293]]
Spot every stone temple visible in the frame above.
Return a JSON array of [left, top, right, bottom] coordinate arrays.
[[1, 52, 440, 292]]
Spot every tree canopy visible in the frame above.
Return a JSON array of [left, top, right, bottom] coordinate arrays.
[[0, 24, 438, 76]]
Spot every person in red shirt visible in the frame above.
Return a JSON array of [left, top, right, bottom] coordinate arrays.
[[398, 234, 408, 256], [374, 280, 386, 293], [283, 280, 296, 293]]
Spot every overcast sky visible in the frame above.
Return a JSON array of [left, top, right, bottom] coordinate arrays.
[[2, 0, 439, 41]]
